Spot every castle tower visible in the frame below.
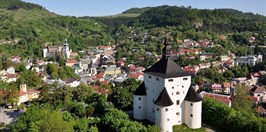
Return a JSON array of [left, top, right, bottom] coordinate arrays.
[[183, 87, 202, 129], [133, 82, 147, 120], [154, 88, 174, 132], [133, 37, 202, 132]]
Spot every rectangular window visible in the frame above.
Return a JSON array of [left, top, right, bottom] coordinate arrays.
[[191, 103, 193, 106], [138, 97, 141, 100], [172, 86, 174, 89], [190, 114, 193, 117], [183, 78, 188, 80], [149, 76, 151, 78], [139, 106, 141, 109], [176, 91, 180, 95], [165, 108, 168, 111], [176, 112, 179, 115], [167, 118, 170, 122], [157, 108, 159, 111], [168, 79, 173, 82], [156, 77, 159, 81], [176, 100, 180, 105]]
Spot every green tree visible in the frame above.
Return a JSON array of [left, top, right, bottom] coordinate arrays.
[[111, 78, 141, 109], [231, 84, 254, 113]]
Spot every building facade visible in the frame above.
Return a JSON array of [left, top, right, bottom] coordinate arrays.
[[236, 55, 263, 66], [43, 39, 72, 59], [133, 39, 202, 132]]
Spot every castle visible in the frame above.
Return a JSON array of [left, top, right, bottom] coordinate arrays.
[[43, 39, 72, 59], [133, 39, 202, 132]]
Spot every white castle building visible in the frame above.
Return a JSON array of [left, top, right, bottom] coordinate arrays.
[[43, 39, 72, 59], [133, 39, 202, 132]]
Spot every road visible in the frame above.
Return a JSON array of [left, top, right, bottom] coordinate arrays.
[[0, 108, 22, 125]]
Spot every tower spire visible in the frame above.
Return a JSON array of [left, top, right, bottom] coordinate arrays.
[[162, 36, 171, 59], [64, 39, 68, 46]]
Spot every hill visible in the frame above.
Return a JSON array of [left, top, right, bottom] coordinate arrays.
[[87, 6, 266, 67], [0, 0, 112, 58]]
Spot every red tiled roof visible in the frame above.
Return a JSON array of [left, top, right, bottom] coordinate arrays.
[[183, 66, 195, 73], [66, 59, 76, 63], [101, 80, 110, 85], [128, 73, 142, 79], [20, 91, 27, 96], [223, 82, 231, 88], [70, 52, 78, 55], [95, 72, 105, 78], [129, 65, 136, 70], [27, 89, 40, 94], [3, 74, 17, 79], [256, 106, 265, 113], [204, 93, 231, 104]]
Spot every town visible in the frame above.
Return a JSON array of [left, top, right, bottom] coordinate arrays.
[[0, 0, 266, 132], [1, 35, 266, 131]]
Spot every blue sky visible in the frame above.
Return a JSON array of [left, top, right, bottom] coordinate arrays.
[[23, 0, 266, 17]]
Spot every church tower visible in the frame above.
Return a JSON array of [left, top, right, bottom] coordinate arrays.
[[63, 39, 71, 59], [133, 37, 202, 132]]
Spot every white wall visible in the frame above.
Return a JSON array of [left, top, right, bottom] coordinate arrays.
[[133, 95, 147, 120], [155, 105, 174, 132], [164, 76, 191, 125], [184, 101, 202, 129], [144, 74, 165, 122]]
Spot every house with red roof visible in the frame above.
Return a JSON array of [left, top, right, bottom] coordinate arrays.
[[249, 85, 266, 103], [183, 66, 196, 75], [211, 84, 223, 93], [1, 73, 18, 83], [128, 73, 144, 81], [199, 39, 210, 47], [222, 82, 231, 94], [9, 56, 21, 63], [116, 60, 125, 67], [224, 60, 235, 68], [201, 92, 232, 107], [70, 52, 78, 58], [256, 106, 266, 117], [66, 59, 76, 67]]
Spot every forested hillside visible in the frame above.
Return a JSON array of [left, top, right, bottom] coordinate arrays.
[[0, 0, 112, 58], [84, 6, 266, 66]]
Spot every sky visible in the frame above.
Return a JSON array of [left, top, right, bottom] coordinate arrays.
[[22, 0, 266, 17]]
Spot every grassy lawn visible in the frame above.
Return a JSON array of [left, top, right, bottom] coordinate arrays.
[[173, 124, 206, 132]]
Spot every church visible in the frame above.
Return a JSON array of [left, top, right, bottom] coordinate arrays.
[[43, 39, 72, 59], [133, 38, 202, 132]]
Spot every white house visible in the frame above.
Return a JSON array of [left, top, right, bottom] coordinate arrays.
[[133, 39, 202, 132], [236, 55, 263, 66], [64, 78, 80, 87]]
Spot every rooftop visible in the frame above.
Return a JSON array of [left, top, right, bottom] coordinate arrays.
[[133, 82, 146, 96], [185, 87, 202, 102], [154, 88, 173, 106]]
